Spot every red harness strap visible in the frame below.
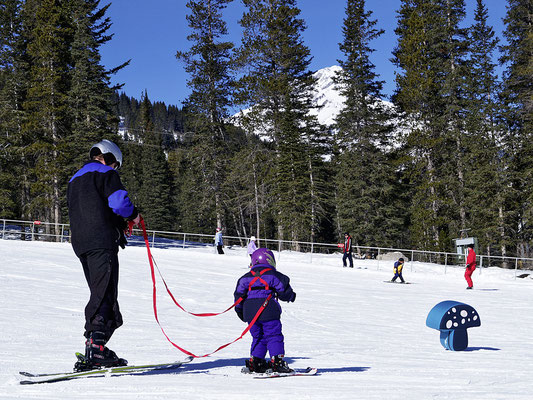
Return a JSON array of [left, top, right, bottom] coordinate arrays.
[[139, 218, 269, 358], [248, 268, 272, 291]]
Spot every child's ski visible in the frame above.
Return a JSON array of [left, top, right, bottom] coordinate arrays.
[[19, 355, 193, 384], [242, 367, 317, 378]]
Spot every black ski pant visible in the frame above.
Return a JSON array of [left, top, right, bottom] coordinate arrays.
[[343, 252, 353, 268], [217, 245, 224, 254], [79, 248, 123, 341]]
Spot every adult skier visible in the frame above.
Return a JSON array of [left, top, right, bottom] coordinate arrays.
[[214, 227, 224, 254], [465, 244, 477, 289], [67, 139, 140, 370], [342, 232, 353, 268], [234, 248, 296, 373]]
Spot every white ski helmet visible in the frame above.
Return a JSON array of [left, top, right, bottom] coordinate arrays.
[[90, 139, 123, 169]]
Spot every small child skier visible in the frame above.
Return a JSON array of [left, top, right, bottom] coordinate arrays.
[[391, 258, 406, 283], [234, 248, 296, 373], [247, 236, 257, 260]]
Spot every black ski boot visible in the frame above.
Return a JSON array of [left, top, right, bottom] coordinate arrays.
[[75, 331, 127, 371], [269, 355, 293, 373], [245, 356, 269, 373]]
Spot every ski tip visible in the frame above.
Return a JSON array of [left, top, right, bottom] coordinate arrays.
[[20, 380, 37, 385]]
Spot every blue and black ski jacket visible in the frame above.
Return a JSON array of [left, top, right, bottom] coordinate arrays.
[[67, 160, 137, 257]]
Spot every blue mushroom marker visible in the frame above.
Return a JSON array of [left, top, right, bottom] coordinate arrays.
[[426, 301, 481, 351]]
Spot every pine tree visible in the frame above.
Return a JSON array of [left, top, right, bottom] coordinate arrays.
[[67, 0, 126, 169], [137, 92, 173, 231], [176, 0, 235, 230], [499, 0, 533, 258], [463, 0, 509, 258], [168, 143, 217, 233], [392, 0, 469, 251], [0, 0, 24, 218], [21, 0, 72, 228], [333, 0, 405, 248], [236, 0, 327, 245], [438, 0, 469, 240]]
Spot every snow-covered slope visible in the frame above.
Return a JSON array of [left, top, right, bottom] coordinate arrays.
[[2, 239, 532, 399]]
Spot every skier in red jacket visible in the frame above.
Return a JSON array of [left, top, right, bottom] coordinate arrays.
[[465, 244, 476, 289], [342, 232, 353, 268]]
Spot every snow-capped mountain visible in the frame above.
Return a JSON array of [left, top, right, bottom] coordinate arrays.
[[233, 65, 394, 130], [308, 65, 345, 127]]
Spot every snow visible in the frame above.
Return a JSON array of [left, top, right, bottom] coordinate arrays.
[[1, 239, 532, 399]]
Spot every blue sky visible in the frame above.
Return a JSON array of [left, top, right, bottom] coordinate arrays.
[[100, 0, 509, 108]]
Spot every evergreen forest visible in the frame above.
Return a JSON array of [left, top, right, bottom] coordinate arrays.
[[1, 0, 532, 260]]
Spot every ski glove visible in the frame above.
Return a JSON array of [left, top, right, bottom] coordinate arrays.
[[119, 234, 127, 249], [289, 292, 296, 302]]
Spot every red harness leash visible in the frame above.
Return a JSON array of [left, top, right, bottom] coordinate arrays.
[[138, 218, 271, 358]]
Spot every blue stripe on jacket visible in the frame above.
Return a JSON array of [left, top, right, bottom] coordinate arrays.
[[108, 190, 135, 218], [69, 162, 114, 182]]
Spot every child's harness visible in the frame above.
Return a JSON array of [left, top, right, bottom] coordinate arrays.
[[248, 267, 272, 292]]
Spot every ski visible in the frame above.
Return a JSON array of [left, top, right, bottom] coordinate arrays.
[[383, 281, 412, 284], [241, 367, 317, 378], [19, 355, 193, 385]]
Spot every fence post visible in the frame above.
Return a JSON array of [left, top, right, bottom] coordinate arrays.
[[1, 219, 5, 239], [410, 250, 414, 272], [183, 233, 186, 248], [515, 258, 518, 280], [310, 242, 314, 264], [377, 248, 381, 270], [152, 231, 156, 248], [445, 253, 447, 275], [479, 255, 482, 275]]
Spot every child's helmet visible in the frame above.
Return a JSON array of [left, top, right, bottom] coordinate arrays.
[[251, 248, 276, 268]]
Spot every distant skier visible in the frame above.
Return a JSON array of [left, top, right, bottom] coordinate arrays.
[[391, 258, 406, 283], [67, 139, 141, 370], [214, 227, 224, 254], [465, 244, 477, 289], [247, 236, 258, 260], [234, 248, 296, 373], [342, 232, 353, 268]]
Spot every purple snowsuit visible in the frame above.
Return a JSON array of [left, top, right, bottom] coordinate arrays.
[[234, 265, 296, 358]]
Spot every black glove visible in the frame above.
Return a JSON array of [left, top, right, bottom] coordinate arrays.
[[119, 232, 127, 249], [236, 309, 245, 322], [289, 292, 296, 302]]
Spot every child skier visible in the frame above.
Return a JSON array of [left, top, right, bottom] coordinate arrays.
[[234, 248, 296, 373], [247, 236, 257, 260], [391, 258, 406, 283]]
